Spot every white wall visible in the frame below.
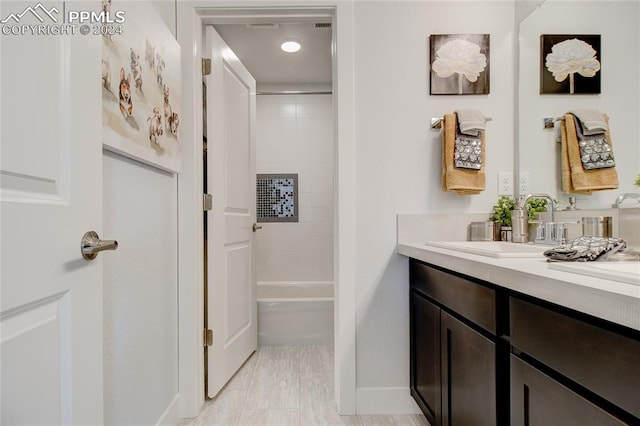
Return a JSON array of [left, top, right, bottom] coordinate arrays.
[[255, 94, 334, 283], [103, 153, 179, 425], [102, 2, 180, 424], [352, 1, 515, 413], [518, 0, 640, 208]]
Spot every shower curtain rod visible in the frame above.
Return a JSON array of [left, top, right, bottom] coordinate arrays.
[[256, 90, 333, 96]]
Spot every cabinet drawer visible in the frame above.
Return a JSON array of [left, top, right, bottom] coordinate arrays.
[[510, 297, 640, 419], [410, 260, 496, 335]]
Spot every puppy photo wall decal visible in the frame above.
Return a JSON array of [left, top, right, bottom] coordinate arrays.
[[101, 0, 182, 173]]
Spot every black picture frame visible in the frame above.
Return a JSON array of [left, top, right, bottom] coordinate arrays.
[[540, 34, 601, 95], [429, 34, 490, 95]]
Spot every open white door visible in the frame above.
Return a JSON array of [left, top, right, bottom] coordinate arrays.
[[0, 2, 104, 424], [204, 26, 257, 398]]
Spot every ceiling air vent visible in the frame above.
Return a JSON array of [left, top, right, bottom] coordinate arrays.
[[314, 23, 332, 29], [246, 23, 280, 29]]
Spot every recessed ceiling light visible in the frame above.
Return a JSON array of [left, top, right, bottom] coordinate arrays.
[[281, 40, 301, 53]]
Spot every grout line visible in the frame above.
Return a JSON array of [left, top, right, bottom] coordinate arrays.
[[235, 349, 259, 426], [298, 346, 302, 426]]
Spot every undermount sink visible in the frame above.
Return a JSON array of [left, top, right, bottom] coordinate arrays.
[[424, 241, 547, 258], [548, 262, 640, 286]]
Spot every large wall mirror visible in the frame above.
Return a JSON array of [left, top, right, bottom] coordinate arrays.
[[516, 0, 640, 209]]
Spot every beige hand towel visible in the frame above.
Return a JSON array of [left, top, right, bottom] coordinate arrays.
[[441, 113, 485, 195], [561, 113, 618, 193], [560, 117, 592, 195]]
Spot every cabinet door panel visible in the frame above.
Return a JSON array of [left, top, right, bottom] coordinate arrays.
[[510, 355, 627, 426], [411, 291, 441, 425], [442, 312, 496, 426]]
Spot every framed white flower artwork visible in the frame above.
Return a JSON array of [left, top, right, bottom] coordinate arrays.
[[541, 34, 601, 95], [429, 34, 490, 95]]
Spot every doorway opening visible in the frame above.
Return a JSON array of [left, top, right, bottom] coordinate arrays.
[[200, 7, 336, 400]]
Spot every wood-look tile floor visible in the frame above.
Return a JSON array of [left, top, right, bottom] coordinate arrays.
[[179, 345, 429, 426]]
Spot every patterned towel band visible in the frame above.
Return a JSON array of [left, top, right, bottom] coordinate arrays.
[[454, 137, 482, 170]]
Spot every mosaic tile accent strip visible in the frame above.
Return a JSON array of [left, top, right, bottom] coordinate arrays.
[[256, 174, 298, 223]]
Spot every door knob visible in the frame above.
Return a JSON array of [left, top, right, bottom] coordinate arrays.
[[252, 223, 263, 232], [81, 231, 118, 260]]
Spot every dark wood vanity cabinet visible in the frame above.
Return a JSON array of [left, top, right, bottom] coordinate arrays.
[[410, 292, 441, 423], [410, 260, 499, 426], [409, 258, 640, 426], [441, 310, 496, 426], [509, 296, 640, 425], [510, 355, 627, 426]]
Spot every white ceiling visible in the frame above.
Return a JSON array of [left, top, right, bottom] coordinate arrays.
[[212, 21, 332, 86]]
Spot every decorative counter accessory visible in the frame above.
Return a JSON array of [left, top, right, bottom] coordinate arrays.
[[581, 216, 612, 238], [636, 174, 640, 186], [511, 204, 528, 243], [470, 221, 494, 241], [543, 236, 626, 262]]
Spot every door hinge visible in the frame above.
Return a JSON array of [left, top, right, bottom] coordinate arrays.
[[203, 194, 213, 211], [202, 58, 211, 76], [204, 329, 213, 347]]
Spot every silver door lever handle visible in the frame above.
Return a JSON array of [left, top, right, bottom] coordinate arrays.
[[81, 231, 118, 260]]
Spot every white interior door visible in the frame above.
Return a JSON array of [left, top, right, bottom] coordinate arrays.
[[0, 2, 104, 424], [205, 25, 257, 398]]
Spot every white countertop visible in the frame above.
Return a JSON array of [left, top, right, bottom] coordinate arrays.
[[398, 242, 640, 332]]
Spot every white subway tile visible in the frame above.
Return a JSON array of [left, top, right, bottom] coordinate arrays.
[[257, 267, 283, 283], [311, 103, 329, 118], [311, 192, 332, 208], [298, 192, 313, 209], [282, 266, 316, 281], [296, 119, 313, 136], [312, 267, 334, 282], [296, 104, 313, 119], [280, 103, 297, 119], [281, 119, 297, 137], [310, 162, 334, 178]]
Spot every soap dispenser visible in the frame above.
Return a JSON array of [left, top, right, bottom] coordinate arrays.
[[511, 197, 528, 243]]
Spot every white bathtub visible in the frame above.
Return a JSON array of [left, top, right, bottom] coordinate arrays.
[[257, 281, 334, 346]]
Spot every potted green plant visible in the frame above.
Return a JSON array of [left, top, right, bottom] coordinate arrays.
[[490, 196, 515, 240], [635, 174, 640, 186], [526, 198, 550, 221]]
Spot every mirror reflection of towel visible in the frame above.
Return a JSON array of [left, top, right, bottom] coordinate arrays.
[[442, 113, 485, 195], [570, 109, 608, 135], [560, 113, 618, 193]]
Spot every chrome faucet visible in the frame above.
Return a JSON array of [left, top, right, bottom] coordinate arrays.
[[612, 193, 640, 208], [523, 193, 557, 244]]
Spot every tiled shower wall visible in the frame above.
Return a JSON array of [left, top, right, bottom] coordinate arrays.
[[255, 94, 334, 282]]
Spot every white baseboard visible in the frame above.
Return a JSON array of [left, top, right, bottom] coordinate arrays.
[[356, 387, 422, 415], [156, 393, 181, 426]]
